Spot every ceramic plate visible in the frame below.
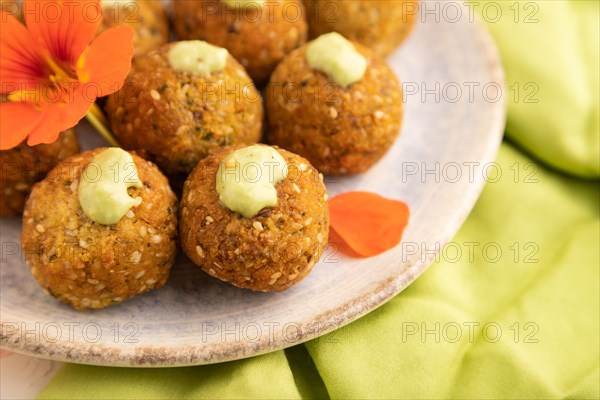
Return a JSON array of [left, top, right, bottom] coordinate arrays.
[[0, 7, 505, 366]]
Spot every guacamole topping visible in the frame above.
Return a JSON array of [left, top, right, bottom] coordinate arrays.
[[167, 41, 228, 76], [306, 32, 367, 87], [216, 145, 288, 218], [78, 148, 143, 225]]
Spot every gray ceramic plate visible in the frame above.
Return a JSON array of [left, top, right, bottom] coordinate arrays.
[[0, 10, 505, 366]]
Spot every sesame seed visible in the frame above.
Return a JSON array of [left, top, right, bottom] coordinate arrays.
[[95, 283, 106, 292], [139, 226, 148, 237], [79, 239, 89, 249], [176, 125, 187, 136], [145, 278, 156, 285], [209, 269, 216, 275], [288, 273, 298, 280], [134, 196, 142, 205], [317, 233, 324, 243], [87, 278, 99, 285], [47, 247, 57, 257], [150, 90, 161, 100], [292, 222, 304, 231], [292, 183, 301, 193], [196, 245, 205, 258], [253, 221, 264, 232], [35, 224, 45, 233], [205, 216, 214, 223], [374, 111, 385, 119], [319, 173, 324, 183], [324, 194, 329, 201], [148, 227, 156, 235], [130, 251, 142, 264], [151, 235, 162, 244], [329, 107, 338, 119], [304, 218, 313, 226], [125, 210, 135, 218], [113, 297, 123, 302], [135, 270, 146, 279], [270, 272, 282, 280], [299, 163, 308, 172]]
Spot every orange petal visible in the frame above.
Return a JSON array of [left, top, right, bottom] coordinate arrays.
[[81, 24, 134, 97], [0, 12, 46, 86], [22, 0, 102, 67], [0, 102, 44, 149], [26, 84, 92, 146], [329, 192, 410, 257]]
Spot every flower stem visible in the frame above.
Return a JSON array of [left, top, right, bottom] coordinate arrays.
[[85, 103, 120, 147]]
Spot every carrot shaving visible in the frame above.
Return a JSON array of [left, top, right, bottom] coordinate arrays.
[[329, 192, 410, 257]]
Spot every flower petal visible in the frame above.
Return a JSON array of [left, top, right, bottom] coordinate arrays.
[[26, 84, 92, 146], [329, 192, 410, 257], [22, 0, 102, 67], [81, 24, 135, 97], [0, 11, 46, 89], [0, 102, 44, 149]]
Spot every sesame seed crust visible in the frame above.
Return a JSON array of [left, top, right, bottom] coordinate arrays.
[[180, 145, 329, 292], [21, 148, 179, 310]]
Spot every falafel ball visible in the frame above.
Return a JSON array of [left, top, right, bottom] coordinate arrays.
[[105, 42, 263, 176], [173, 0, 308, 86], [304, 0, 417, 57], [266, 39, 403, 175], [100, 0, 169, 57], [180, 144, 329, 292], [1, 130, 80, 217], [21, 148, 178, 310]]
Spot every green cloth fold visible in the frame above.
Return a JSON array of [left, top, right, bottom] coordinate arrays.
[[484, 0, 599, 178], [39, 1, 600, 398]]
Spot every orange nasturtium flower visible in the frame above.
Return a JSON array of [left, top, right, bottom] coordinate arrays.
[[0, 0, 134, 150]]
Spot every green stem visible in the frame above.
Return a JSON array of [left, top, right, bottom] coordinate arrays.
[[85, 103, 120, 147]]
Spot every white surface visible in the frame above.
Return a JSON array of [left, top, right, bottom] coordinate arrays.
[[0, 351, 62, 399]]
